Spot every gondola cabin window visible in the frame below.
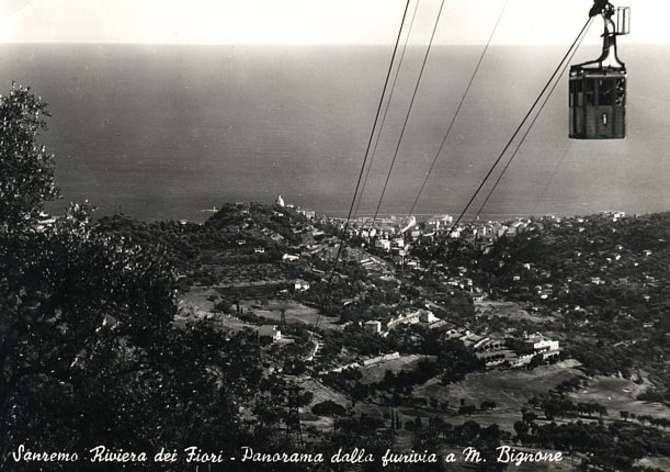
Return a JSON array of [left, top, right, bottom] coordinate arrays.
[[569, 70, 626, 140]]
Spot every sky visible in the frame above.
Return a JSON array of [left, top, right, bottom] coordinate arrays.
[[0, 0, 667, 46]]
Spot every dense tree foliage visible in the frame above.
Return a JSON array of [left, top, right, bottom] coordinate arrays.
[[421, 214, 670, 391], [0, 85, 272, 471], [0, 84, 59, 230]]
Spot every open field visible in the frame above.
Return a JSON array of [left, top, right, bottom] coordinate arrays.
[[181, 289, 341, 332], [475, 300, 553, 323], [210, 261, 287, 286], [297, 378, 350, 407], [242, 299, 341, 330], [635, 456, 670, 470], [182, 286, 220, 312], [383, 365, 670, 438], [297, 377, 350, 434], [358, 355, 429, 384], [568, 375, 670, 420], [417, 360, 582, 411], [411, 361, 582, 431], [176, 311, 256, 333], [180, 288, 257, 331]]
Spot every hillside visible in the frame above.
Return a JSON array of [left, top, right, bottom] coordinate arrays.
[[89, 204, 670, 470], [455, 212, 670, 401]]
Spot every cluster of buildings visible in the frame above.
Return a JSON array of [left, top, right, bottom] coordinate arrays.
[[35, 211, 58, 232], [355, 303, 561, 371], [275, 194, 317, 220], [465, 331, 561, 369], [362, 308, 446, 336], [314, 211, 541, 271], [324, 352, 402, 375], [229, 201, 569, 378], [341, 309, 561, 372]]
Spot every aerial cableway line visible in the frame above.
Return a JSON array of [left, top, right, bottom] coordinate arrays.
[[443, 16, 595, 242], [475, 1, 630, 219], [370, 0, 448, 226], [474, 19, 594, 219], [353, 0, 422, 219], [408, 0, 509, 218], [315, 0, 412, 328]]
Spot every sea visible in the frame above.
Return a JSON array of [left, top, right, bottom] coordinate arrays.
[[0, 43, 668, 223]]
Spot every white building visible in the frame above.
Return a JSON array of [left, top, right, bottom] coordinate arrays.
[[375, 239, 391, 252], [364, 320, 382, 335], [35, 212, 57, 232], [258, 325, 282, 343], [524, 333, 560, 360], [418, 310, 439, 324], [294, 280, 311, 292]]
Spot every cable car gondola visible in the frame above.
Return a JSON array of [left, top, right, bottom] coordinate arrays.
[[569, 1, 630, 140]]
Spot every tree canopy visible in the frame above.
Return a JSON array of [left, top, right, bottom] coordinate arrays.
[[0, 84, 272, 471]]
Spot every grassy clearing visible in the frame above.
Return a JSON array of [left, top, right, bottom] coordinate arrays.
[[242, 299, 340, 330], [569, 375, 670, 420], [475, 300, 552, 323], [179, 288, 256, 332], [298, 378, 350, 433], [298, 378, 350, 408], [358, 355, 429, 385], [410, 361, 582, 431], [417, 361, 581, 411], [182, 286, 219, 312], [635, 456, 670, 470]]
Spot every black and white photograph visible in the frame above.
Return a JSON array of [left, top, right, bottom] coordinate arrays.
[[1, 0, 670, 470]]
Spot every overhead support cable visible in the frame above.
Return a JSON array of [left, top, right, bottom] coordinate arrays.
[[474, 19, 593, 219], [444, 17, 594, 239], [315, 0, 412, 328], [408, 0, 509, 217], [371, 0, 448, 225], [354, 0, 422, 218]]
